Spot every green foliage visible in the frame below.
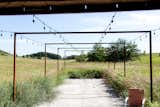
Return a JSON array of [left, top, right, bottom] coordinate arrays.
[[67, 69, 103, 79], [75, 54, 87, 62], [106, 39, 140, 62], [87, 44, 106, 62], [104, 71, 130, 98], [65, 55, 78, 59], [0, 75, 65, 107], [22, 52, 61, 59], [148, 101, 160, 107], [84, 39, 139, 62]]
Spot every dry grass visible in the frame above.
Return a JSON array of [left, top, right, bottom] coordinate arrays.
[[0, 55, 65, 84], [1, 54, 160, 102]]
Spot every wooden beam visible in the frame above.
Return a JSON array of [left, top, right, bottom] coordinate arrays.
[[0, 0, 159, 15]]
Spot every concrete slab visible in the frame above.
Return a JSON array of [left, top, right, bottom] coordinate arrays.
[[36, 79, 124, 107]]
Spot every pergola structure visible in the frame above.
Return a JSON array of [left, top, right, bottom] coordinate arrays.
[[44, 42, 125, 76], [57, 48, 93, 71], [61, 49, 119, 71], [0, 0, 160, 15], [13, 30, 152, 102]]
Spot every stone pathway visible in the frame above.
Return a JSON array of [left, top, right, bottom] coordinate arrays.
[[37, 79, 124, 107]]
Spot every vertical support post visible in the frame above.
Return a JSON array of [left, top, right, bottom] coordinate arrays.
[[149, 31, 153, 102], [114, 49, 116, 70], [13, 33, 16, 101], [44, 43, 47, 77], [124, 42, 126, 77], [64, 51, 66, 70], [57, 48, 60, 72]]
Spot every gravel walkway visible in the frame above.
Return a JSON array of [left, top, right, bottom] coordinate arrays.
[[37, 79, 124, 107]]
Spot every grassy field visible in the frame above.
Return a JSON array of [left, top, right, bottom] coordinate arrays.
[[0, 55, 66, 107], [0, 55, 66, 83], [62, 54, 160, 104], [1, 54, 160, 106]]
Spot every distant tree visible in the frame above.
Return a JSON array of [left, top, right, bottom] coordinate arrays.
[[23, 52, 61, 59], [75, 54, 87, 62], [87, 44, 106, 62], [143, 51, 146, 55], [106, 39, 140, 62], [65, 55, 78, 59]]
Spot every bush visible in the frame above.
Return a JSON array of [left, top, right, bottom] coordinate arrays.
[[67, 69, 103, 79], [75, 54, 87, 62], [103, 70, 129, 98], [0, 74, 65, 107]]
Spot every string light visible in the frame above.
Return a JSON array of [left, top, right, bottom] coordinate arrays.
[[98, 12, 117, 43], [32, 15, 35, 23], [43, 26, 46, 31], [33, 15, 77, 50], [84, 4, 87, 10], [116, 4, 119, 9]]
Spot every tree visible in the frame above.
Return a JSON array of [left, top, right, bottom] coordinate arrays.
[[75, 54, 87, 62], [87, 44, 106, 62], [23, 52, 61, 59], [106, 39, 140, 62]]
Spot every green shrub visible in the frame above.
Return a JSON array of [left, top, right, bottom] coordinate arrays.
[[0, 74, 65, 107], [67, 69, 103, 79], [104, 71, 129, 98]]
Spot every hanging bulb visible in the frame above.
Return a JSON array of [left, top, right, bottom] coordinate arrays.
[[43, 26, 45, 30], [84, 4, 87, 10], [116, 3, 119, 9], [111, 20, 114, 23], [145, 35, 147, 38], [32, 19, 35, 23], [32, 15, 35, 23], [49, 5, 53, 11], [153, 32, 156, 35]]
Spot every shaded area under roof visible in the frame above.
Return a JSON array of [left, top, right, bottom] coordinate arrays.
[[0, 0, 160, 15]]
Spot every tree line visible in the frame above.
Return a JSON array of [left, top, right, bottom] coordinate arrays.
[[22, 52, 61, 59], [74, 39, 140, 62]]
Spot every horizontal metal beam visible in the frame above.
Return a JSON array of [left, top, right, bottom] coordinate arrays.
[[15, 31, 150, 35], [58, 47, 93, 50], [45, 42, 124, 45]]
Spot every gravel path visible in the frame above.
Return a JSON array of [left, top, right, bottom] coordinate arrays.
[[37, 79, 124, 107]]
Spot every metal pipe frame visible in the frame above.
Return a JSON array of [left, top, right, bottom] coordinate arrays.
[[45, 42, 122, 75], [45, 42, 125, 77], [59, 47, 120, 71], [62, 49, 119, 70], [13, 30, 153, 102]]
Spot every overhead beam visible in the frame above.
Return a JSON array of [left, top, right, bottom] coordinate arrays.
[[0, 0, 160, 15]]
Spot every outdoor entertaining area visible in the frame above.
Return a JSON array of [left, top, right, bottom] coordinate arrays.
[[1, 0, 160, 107]]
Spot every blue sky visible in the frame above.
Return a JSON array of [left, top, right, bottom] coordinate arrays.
[[0, 10, 160, 56]]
